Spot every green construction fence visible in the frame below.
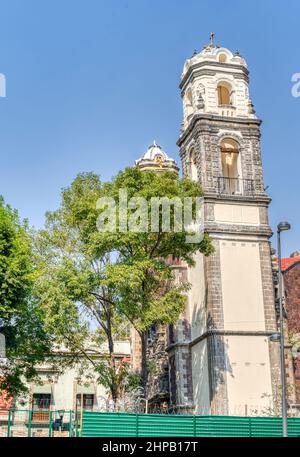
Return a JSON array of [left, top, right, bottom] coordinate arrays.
[[81, 412, 300, 437]]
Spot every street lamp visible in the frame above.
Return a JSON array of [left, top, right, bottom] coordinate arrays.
[[277, 221, 291, 437], [270, 332, 280, 343]]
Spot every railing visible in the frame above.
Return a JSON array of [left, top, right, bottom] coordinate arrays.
[[217, 176, 255, 196], [218, 104, 236, 117], [0, 409, 77, 437], [1, 407, 300, 437]]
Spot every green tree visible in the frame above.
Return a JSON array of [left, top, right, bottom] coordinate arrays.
[[96, 167, 213, 396], [36, 168, 213, 402], [0, 197, 50, 397], [35, 174, 130, 403]]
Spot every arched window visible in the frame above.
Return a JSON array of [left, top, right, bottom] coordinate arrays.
[[189, 148, 198, 181], [185, 88, 194, 121], [221, 138, 239, 178], [217, 83, 232, 106], [220, 138, 240, 194]]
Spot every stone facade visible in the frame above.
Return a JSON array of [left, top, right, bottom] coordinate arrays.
[[134, 259, 194, 413], [282, 259, 300, 403], [147, 323, 170, 410], [283, 260, 300, 334], [131, 41, 281, 416], [178, 42, 279, 414], [176, 42, 280, 415], [179, 119, 266, 201]]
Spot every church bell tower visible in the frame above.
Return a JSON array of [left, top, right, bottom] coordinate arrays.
[[178, 36, 280, 415]]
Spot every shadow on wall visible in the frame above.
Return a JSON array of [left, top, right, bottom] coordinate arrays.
[[191, 306, 233, 415], [208, 314, 233, 412]]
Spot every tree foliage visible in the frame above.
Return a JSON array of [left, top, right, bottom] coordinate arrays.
[[35, 174, 130, 402], [0, 197, 50, 397], [95, 167, 213, 394], [36, 167, 213, 400]]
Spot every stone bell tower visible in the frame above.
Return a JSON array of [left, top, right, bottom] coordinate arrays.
[[177, 37, 280, 415]]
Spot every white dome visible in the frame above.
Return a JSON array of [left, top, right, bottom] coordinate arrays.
[[135, 141, 178, 173], [142, 141, 172, 162]]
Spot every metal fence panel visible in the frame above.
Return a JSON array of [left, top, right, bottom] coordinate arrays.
[[286, 418, 300, 437], [81, 412, 300, 437], [3, 410, 29, 437], [2, 409, 300, 437], [195, 416, 251, 437], [249, 417, 300, 437], [82, 412, 138, 437], [138, 414, 195, 437]]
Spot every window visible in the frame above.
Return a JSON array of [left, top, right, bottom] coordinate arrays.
[[32, 394, 51, 410], [217, 83, 232, 106], [221, 138, 239, 178], [189, 149, 198, 181], [186, 88, 193, 105], [185, 88, 194, 120], [76, 394, 94, 411], [148, 324, 157, 344]]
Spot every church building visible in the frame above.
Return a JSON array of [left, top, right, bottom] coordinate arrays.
[[132, 37, 281, 416]]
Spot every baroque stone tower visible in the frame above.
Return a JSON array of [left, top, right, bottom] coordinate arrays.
[[176, 39, 280, 415]]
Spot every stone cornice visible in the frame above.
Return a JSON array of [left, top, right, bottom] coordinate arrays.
[[203, 192, 271, 205], [180, 61, 249, 91], [177, 114, 262, 146], [204, 223, 273, 239], [189, 329, 277, 348], [165, 342, 190, 353]]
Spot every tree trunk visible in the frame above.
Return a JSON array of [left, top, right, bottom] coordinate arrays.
[[140, 330, 148, 400], [106, 315, 118, 406], [110, 376, 118, 407]]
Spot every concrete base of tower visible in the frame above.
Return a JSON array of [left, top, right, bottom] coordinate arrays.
[[190, 331, 281, 417]]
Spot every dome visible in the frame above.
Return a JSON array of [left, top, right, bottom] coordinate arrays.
[[181, 39, 248, 80], [142, 141, 172, 162], [135, 141, 179, 174]]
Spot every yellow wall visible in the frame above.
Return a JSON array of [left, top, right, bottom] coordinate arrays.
[[215, 204, 259, 225], [225, 335, 273, 415], [220, 240, 265, 331]]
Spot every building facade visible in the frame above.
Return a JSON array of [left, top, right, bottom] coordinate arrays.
[[13, 341, 131, 413], [280, 253, 300, 405], [133, 39, 281, 416]]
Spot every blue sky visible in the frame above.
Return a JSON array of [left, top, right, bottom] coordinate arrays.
[[0, 0, 299, 256]]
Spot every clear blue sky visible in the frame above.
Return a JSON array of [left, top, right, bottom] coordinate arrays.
[[0, 0, 299, 256]]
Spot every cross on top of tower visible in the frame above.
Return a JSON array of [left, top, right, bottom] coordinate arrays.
[[210, 32, 215, 47]]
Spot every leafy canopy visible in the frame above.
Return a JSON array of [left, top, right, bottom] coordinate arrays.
[[35, 167, 213, 397], [0, 197, 50, 396], [93, 167, 213, 332]]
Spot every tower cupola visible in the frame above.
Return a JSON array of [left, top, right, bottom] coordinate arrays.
[[180, 36, 256, 130], [135, 141, 179, 174]]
